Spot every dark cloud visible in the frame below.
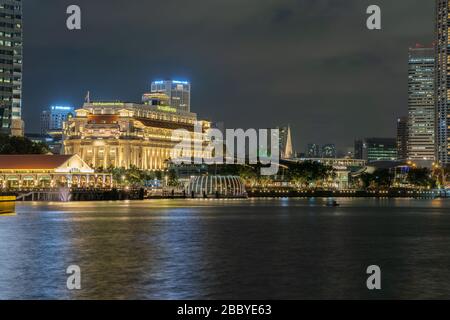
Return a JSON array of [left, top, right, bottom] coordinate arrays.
[[272, 7, 294, 24], [23, 0, 435, 153]]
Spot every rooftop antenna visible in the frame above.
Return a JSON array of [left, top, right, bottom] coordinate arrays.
[[85, 91, 91, 103]]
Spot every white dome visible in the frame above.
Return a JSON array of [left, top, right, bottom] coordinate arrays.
[[187, 175, 246, 197]]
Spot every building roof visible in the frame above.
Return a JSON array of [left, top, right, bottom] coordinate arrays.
[[135, 117, 198, 131], [0, 155, 75, 170]]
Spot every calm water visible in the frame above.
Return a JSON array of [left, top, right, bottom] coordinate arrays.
[[1, 198, 450, 299]]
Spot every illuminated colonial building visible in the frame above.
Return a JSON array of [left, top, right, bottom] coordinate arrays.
[[0, 154, 111, 189], [63, 99, 211, 170]]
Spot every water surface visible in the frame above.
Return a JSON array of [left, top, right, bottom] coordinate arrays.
[[0, 198, 449, 299]]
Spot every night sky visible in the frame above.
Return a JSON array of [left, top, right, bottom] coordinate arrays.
[[23, 0, 434, 153]]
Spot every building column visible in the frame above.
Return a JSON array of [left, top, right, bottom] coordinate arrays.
[[93, 147, 97, 169]]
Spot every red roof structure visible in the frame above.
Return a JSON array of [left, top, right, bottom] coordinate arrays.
[[0, 155, 74, 170]]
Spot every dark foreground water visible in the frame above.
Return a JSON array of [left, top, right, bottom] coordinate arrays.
[[0, 198, 450, 299]]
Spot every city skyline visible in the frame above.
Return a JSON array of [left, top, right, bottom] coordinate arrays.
[[2, 0, 450, 304], [21, 0, 435, 152]]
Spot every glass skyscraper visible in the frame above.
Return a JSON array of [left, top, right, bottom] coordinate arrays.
[[407, 46, 435, 163], [321, 144, 336, 159], [436, 0, 450, 165], [0, 0, 22, 136], [150, 80, 191, 112], [354, 138, 397, 162], [306, 143, 320, 158], [397, 116, 408, 161], [40, 106, 74, 135]]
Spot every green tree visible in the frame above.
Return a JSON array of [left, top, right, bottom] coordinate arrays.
[[238, 165, 259, 186], [0, 134, 50, 154], [167, 169, 179, 187], [407, 168, 435, 189], [286, 161, 335, 188], [107, 166, 157, 187], [359, 169, 393, 189]]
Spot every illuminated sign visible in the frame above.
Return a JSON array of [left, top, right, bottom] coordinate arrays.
[[172, 80, 189, 85], [157, 106, 177, 113], [51, 106, 73, 111], [153, 80, 189, 85], [92, 102, 124, 106]]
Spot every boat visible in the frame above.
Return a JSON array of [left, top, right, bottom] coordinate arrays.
[[326, 199, 340, 207], [0, 195, 16, 215]]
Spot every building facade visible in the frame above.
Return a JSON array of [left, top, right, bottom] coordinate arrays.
[[0, 154, 111, 189], [306, 143, 320, 158], [0, 0, 23, 136], [63, 101, 211, 170], [150, 80, 191, 112], [408, 46, 435, 163], [321, 144, 336, 159], [436, 1, 450, 165], [354, 138, 397, 162], [397, 116, 408, 161], [41, 105, 74, 135]]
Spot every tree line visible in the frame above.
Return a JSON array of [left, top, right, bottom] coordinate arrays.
[[0, 134, 50, 154]]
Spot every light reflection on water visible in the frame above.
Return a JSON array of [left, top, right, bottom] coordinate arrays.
[[0, 198, 450, 299]]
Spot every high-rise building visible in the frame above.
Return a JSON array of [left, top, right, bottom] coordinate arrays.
[[0, 0, 23, 136], [354, 140, 363, 160], [40, 106, 74, 135], [150, 80, 191, 112], [354, 138, 397, 162], [436, 1, 450, 165], [306, 143, 320, 158], [407, 46, 435, 163], [321, 144, 336, 159], [39, 106, 74, 154], [397, 116, 408, 161], [278, 125, 293, 159]]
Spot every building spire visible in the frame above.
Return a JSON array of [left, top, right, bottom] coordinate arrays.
[[284, 125, 293, 159], [85, 91, 91, 103]]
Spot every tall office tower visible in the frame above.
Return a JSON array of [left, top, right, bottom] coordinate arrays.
[[0, 0, 22, 136], [354, 138, 397, 162], [40, 106, 74, 135], [321, 144, 336, 159], [397, 116, 408, 161], [354, 140, 364, 160], [150, 80, 191, 112], [436, 1, 450, 165], [278, 125, 293, 159], [306, 143, 320, 158], [408, 46, 435, 163]]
